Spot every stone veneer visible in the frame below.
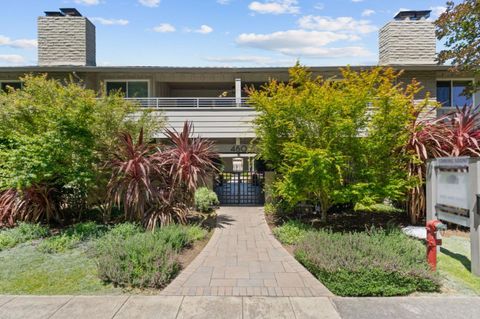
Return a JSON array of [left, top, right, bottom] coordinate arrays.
[[38, 16, 96, 66], [379, 20, 436, 65]]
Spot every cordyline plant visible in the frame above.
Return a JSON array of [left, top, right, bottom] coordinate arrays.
[[405, 105, 480, 223], [106, 121, 218, 230]]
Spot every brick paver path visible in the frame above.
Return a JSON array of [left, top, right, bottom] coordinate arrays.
[[161, 206, 332, 297]]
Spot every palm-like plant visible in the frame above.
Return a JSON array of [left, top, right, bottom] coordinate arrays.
[[106, 128, 164, 223], [0, 184, 60, 226], [162, 122, 218, 204], [106, 122, 218, 230]]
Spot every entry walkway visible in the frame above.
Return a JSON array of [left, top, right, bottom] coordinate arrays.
[[161, 206, 331, 297]]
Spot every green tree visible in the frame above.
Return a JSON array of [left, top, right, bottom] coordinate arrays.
[[436, 0, 480, 76], [0, 75, 161, 224], [249, 64, 429, 221]]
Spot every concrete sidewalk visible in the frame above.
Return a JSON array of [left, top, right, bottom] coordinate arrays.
[[1, 295, 480, 319]]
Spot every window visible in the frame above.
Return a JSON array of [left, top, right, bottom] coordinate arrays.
[[436, 80, 474, 107], [1, 81, 22, 92], [105, 81, 149, 98]]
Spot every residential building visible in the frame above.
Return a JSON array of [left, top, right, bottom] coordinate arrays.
[[0, 8, 478, 204]]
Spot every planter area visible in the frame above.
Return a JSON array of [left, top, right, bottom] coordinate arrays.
[[0, 221, 211, 295]]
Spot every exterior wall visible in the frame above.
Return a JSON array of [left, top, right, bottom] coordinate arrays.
[[379, 20, 436, 65], [38, 16, 96, 66], [154, 108, 257, 139]]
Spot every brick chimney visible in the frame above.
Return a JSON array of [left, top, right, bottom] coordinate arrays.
[[38, 8, 96, 66], [379, 10, 436, 65]]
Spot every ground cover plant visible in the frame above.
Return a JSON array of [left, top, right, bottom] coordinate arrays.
[[0, 223, 48, 251], [0, 221, 208, 294], [93, 223, 207, 289], [277, 223, 440, 296]]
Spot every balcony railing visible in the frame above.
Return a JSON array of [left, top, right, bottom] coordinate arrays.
[[124, 97, 251, 108]]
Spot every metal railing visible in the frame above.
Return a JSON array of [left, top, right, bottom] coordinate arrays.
[[124, 97, 251, 108]]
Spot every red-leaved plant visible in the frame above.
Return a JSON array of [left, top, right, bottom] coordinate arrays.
[[406, 105, 480, 223], [106, 121, 218, 230], [0, 184, 60, 226]]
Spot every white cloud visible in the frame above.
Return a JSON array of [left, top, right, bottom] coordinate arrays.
[[298, 15, 377, 34], [74, 0, 100, 5], [139, 0, 160, 7], [351, 0, 363, 2], [217, 0, 231, 4], [361, 9, 375, 17], [0, 54, 26, 65], [236, 28, 373, 59], [195, 25, 213, 34], [248, 0, 300, 15], [90, 17, 129, 26], [0, 35, 37, 49], [430, 6, 447, 18], [153, 23, 176, 33], [314, 3, 324, 10]]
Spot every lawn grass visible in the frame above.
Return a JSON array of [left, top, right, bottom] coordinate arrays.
[[0, 242, 120, 295], [438, 236, 480, 295], [0, 222, 208, 295]]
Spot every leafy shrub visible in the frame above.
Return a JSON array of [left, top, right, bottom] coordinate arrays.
[[194, 187, 219, 213], [185, 225, 208, 242], [37, 222, 106, 253], [93, 225, 200, 288], [354, 202, 403, 213], [273, 220, 312, 245], [0, 75, 158, 226], [0, 223, 49, 251], [295, 228, 440, 296], [264, 203, 276, 215]]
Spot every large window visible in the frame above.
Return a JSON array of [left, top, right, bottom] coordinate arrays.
[[105, 80, 149, 98], [0, 81, 22, 92], [436, 80, 474, 107]]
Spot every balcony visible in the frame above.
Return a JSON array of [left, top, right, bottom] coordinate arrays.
[[125, 97, 251, 108], [126, 97, 257, 139]]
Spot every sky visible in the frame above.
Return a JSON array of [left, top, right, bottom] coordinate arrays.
[[0, 0, 450, 67]]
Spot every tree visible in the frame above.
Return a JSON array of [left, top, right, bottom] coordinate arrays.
[[436, 0, 480, 77], [248, 64, 430, 222], [0, 75, 161, 225]]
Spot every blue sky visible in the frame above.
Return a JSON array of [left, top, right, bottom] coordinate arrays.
[[0, 0, 449, 67]]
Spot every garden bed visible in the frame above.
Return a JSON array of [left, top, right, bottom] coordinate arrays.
[[0, 221, 211, 295], [270, 211, 441, 297]]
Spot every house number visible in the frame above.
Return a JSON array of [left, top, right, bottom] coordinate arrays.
[[230, 145, 248, 153]]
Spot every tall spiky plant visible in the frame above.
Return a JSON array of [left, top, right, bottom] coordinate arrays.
[[106, 128, 164, 223], [162, 122, 218, 206]]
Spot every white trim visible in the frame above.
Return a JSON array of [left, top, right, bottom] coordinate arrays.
[[104, 79, 150, 98], [436, 78, 476, 107]]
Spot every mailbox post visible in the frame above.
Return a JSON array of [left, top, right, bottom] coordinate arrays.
[[426, 157, 480, 276]]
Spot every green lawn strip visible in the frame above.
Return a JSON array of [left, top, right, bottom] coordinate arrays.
[[0, 243, 120, 295], [438, 236, 480, 295]]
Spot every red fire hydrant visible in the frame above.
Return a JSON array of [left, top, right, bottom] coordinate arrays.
[[426, 220, 446, 271]]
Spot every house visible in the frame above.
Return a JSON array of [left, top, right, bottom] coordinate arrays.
[[0, 8, 478, 205]]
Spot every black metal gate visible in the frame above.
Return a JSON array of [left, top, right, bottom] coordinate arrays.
[[214, 172, 265, 206]]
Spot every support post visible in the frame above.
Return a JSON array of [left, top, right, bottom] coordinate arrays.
[[426, 159, 437, 222], [235, 78, 242, 107], [469, 159, 480, 276]]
